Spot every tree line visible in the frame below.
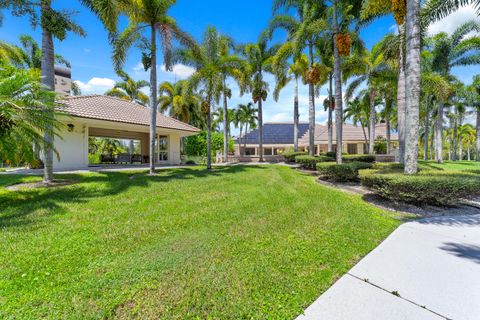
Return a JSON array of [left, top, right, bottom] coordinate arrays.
[[0, 0, 479, 181]]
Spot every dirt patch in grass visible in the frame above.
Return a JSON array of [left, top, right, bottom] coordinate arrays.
[[5, 179, 78, 191]]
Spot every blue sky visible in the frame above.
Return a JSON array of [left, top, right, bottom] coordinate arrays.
[[1, 1, 479, 131]]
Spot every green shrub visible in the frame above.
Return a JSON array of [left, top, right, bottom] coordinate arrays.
[[88, 153, 101, 164], [295, 155, 334, 170], [360, 168, 480, 206], [317, 162, 373, 182], [283, 151, 307, 163], [343, 154, 376, 163], [184, 131, 234, 157], [325, 151, 347, 158], [0, 168, 5, 173], [185, 160, 196, 165]]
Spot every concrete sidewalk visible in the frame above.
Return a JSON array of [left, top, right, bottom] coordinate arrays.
[[297, 214, 480, 320]]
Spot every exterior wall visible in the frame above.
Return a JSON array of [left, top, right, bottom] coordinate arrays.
[[53, 121, 88, 169], [167, 132, 182, 165]]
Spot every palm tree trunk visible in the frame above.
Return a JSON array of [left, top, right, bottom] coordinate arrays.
[[294, 75, 299, 152], [424, 109, 429, 160], [397, 25, 406, 164], [468, 144, 471, 161], [239, 125, 243, 157], [435, 103, 443, 163], [452, 118, 458, 161], [206, 99, 212, 169], [361, 124, 368, 146], [149, 25, 158, 175], [459, 140, 463, 160], [476, 108, 480, 161], [368, 91, 375, 154], [258, 98, 263, 162], [41, 1, 55, 184], [386, 117, 391, 154], [404, 0, 421, 174], [328, 75, 333, 152], [244, 122, 248, 152], [333, 0, 343, 164], [308, 42, 315, 157], [222, 77, 228, 163], [430, 128, 434, 160]]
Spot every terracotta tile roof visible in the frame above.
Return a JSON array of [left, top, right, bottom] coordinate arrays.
[[299, 123, 398, 144], [59, 95, 200, 133]]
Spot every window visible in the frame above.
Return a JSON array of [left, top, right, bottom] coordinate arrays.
[[244, 148, 255, 156], [347, 144, 358, 154], [158, 135, 168, 161], [263, 148, 273, 156]]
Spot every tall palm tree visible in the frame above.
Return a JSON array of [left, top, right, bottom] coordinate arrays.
[[241, 35, 280, 162], [344, 45, 395, 154], [422, 0, 480, 25], [158, 80, 203, 129], [271, 0, 328, 157], [217, 36, 247, 163], [173, 27, 237, 169], [1, 0, 117, 183], [404, 0, 422, 174], [234, 103, 258, 156], [272, 51, 308, 152], [105, 71, 149, 105], [468, 75, 480, 161], [112, 0, 197, 174]]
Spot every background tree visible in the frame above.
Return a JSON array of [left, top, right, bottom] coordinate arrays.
[[105, 71, 149, 105], [112, 0, 197, 174], [158, 80, 204, 129], [0, 0, 117, 183], [241, 35, 279, 162]]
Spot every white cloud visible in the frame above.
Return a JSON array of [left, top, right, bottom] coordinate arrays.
[[160, 64, 195, 79], [74, 77, 115, 94], [132, 62, 195, 81], [83, 48, 92, 53], [428, 4, 480, 35]]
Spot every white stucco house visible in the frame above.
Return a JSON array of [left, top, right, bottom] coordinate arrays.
[[52, 95, 200, 170]]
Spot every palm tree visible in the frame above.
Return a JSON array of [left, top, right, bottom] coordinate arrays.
[[272, 51, 308, 152], [234, 103, 257, 156], [1, 0, 117, 183], [241, 35, 280, 162], [458, 124, 476, 160], [344, 96, 369, 145], [105, 71, 149, 105], [0, 61, 61, 167], [344, 45, 395, 154], [271, 0, 328, 157], [217, 37, 247, 163], [173, 27, 236, 169], [112, 0, 197, 174], [422, 0, 480, 25], [468, 75, 480, 161], [158, 80, 203, 129]]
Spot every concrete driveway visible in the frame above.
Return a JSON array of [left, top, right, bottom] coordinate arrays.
[[297, 214, 480, 320]]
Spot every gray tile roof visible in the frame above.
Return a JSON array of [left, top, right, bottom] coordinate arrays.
[[59, 95, 200, 133], [237, 122, 397, 145]]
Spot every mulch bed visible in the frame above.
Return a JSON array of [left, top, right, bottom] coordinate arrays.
[[5, 179, 78, 191]]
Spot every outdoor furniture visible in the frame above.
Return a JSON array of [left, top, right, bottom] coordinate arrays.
[[114, 153, 131, 164], [131, 154, 142, 163], [100, 154, 114, 163]]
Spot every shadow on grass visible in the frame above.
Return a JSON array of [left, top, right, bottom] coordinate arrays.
[[0, 165, 263, 229]]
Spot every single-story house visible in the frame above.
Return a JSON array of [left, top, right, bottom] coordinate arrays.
[[51, 95, 200, 170], [234, 122, 397, 158]]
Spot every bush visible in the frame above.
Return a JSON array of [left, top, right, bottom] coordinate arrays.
[[0, 168, 5, 172], [185, 160, 196, 165], [283, 151, 307, 163], [317, 162, 373, 182], [360, 168, 480, 206], [88, 153, 101, 164], [343, 154, 376, 163], [295, 155, 334, 170], [325, 151, 346, 158], [184, 131, 234, 157]]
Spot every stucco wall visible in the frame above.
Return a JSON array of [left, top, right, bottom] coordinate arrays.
[[53, 121, 88, 169]]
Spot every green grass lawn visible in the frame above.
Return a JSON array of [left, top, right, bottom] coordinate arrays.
[[0, 165, 401, 319], [418, 160, 480, 171]]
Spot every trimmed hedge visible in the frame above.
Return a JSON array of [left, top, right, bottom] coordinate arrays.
[[295, 155, 334, 170], [317, 162, 373, 182], [283, 151, 307, 163], [343, 154, 376, 163], [360, 167, 480, 206]]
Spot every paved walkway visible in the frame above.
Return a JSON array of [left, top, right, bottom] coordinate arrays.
[[297, 214, 480, 320]]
